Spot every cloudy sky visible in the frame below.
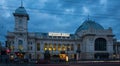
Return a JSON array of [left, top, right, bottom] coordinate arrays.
[[0, 0, 120, 42]]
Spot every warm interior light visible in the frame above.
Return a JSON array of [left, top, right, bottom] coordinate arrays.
[[18, 45, 23, 50], [59, 54, 66, 60], [53, 48, 56, 51], [49, 48, 52, 51], [44, 48, 47, 50], [66, 56, 68, 62]]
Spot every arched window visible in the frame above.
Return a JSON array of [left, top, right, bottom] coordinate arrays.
[[44, 43, 48, 51], [37, 43, 40, 51], [18, 40, 23, 45], [95, 38, 107, 51]]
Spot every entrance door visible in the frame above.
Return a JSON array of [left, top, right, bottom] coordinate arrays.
[[94, 53, 109, 59]]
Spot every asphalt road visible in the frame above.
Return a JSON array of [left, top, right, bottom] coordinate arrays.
[[0, 63, 120, 66]]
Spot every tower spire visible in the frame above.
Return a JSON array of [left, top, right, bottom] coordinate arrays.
[[21, 0, 23, 7]]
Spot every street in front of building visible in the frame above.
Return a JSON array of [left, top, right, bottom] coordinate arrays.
[[0, 62, 120, 66]]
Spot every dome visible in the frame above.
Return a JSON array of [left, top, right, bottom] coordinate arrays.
[[15, 6, 28, 15], [75, 20, 104, 34], [13, 6, 29, 20]]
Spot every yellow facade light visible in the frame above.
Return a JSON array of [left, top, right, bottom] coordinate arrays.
[[10, 46, 14, 50], [66, 56, 68, 62], [18, 45, 23, 50], [59, 54, 66, 60], [58, 48, 61, 51], [49, 48, 52, 51], [63, 47, 66, 51], [44, 48, 47, 50], [53, 48, 56, 51]]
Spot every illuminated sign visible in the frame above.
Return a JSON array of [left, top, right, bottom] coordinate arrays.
[[48, 32, 70, 37]]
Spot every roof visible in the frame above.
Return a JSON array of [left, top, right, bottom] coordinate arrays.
[[75, 20, 104, 33], [15, 7, 28, 15], [13, 6, 29, 20]]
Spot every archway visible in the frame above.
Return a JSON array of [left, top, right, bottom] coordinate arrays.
[[94, 38, 109, 59], [94, 38, 107, 51]]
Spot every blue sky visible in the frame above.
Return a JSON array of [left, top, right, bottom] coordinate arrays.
[[0, 0, 120, 42]]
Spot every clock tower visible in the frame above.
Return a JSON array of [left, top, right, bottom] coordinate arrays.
[[12, 1, 30, 57], [13, 3, 29, 32]]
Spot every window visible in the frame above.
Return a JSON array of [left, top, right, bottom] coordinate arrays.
[[28, 46, 29, 50], [28, 41, 30, 45], [77, 44, 80, 51], [18, 40, 23, 50], [53, 36, 57, 38], [30, 46, 32, 50], [49, 36, 52, 38], [58, 44, 61, 51], [49, 43, 53, 51], [71, 44, 74, 51], [18, 40, 23, 45], [61, 44, 66, 51], [31, 41, 32, 45], [12, 41, 14, 44], [37, 54, 40, 59], [44, 43, 48, 51], [58, 36, 61, 39], [37, 43, 40, 51], [77, 44, 80, 48], [67, 44, 70, 51], [53, 44, 56, 51], [10, 46, 14, 51], [19, 33, 23, 36], [95, 38, 107, 51], [29, 54, 32, 59], [19, 18, 23, 26]]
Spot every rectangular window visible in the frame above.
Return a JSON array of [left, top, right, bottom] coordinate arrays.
[[37, 43, 40, 51], [77, 44, 80, 51], [37, 54, 40, 59], [58, 44, 61, 51], [28, 46, 29, 50], [53, 44, 56, 51], [44, 43, 48, 51], [71, 44, 74, 51], [67, 44, 70, 51], [31, 46, 32, 50], [29, 54, 32, 59]]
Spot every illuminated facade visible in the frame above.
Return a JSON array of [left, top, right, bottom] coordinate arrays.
[[6, 4, 115, 60]]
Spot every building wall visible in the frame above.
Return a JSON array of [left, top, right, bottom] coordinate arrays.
[[6, 5, 115, 60]]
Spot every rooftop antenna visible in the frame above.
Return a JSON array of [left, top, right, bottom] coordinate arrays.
[[21, 0, 23, 7]]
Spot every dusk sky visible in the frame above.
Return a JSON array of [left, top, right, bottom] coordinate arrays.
[[0, 0, 120, 42]]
